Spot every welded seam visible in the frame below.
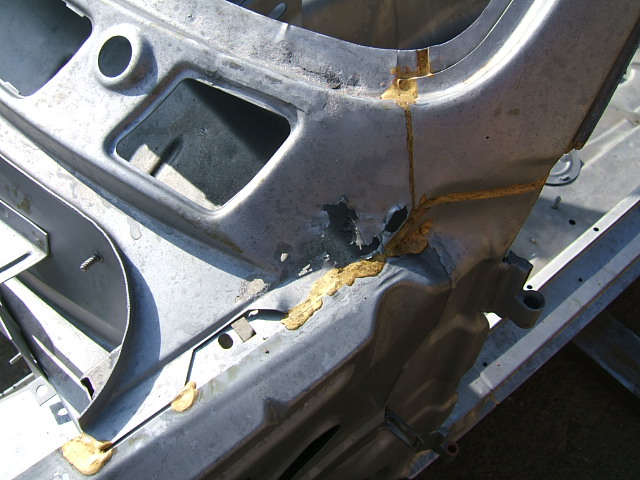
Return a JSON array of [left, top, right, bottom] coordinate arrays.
[[381, 49, 432, 209], [403, 104, 416, 209]]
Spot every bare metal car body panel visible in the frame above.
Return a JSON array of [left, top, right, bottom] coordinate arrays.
[[0, 0, 638, 478]]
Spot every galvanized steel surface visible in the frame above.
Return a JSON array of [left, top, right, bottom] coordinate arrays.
[[0, 0, 638, 478]]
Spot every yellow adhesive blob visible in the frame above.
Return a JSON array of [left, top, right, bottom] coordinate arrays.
[[382, 49, 434, 209], [61, 433, 113, 476], [171, 381, 199, 412], [381, 78, 418, 103], [282, 256, 386, 330], [381, 49, 432, 104]]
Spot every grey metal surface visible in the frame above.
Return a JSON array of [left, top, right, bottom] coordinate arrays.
[[0, 382, 79, 480], [0, 0, 638, 478], [407, 49, 640, 470], [0, 160, 131, 426], [514, 50, 640, 275], [408, 187, 640, 476], [546, 151, 582, 186]]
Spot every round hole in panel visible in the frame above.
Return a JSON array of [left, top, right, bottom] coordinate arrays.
[[522, 291, 545, 310], [98, 36, 132, 77], [218, 333, 234, 349]]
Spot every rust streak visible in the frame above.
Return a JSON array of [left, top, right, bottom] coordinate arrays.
[[416, 48, 430, 77]]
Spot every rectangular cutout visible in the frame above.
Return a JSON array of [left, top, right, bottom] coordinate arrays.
[[0, 0, 92, 96], [117, 79, 290, 208], [231, 0, 490, 49]]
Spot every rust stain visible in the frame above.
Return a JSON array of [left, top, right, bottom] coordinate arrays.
[[416, 49, 430, 77], [62, 433, 113, 475], [282, 176, 547, 330], [171, 381, 199, 412]]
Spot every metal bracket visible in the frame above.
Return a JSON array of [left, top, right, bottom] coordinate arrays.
[[0, 199, 48, 285], [486, 251, 546, 329]]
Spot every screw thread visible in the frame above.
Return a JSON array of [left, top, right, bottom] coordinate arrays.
[[80, 251, 103, 271]]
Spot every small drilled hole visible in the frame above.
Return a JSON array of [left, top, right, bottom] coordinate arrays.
[[593, 227, 600, 232], [578, 278, 583, 283], [57, 407, 68, 417], [482, 362, 488, 367], [98, 36, 132, 77], [526, 284, 533, 290], [218, 333, 233, 349], [569, 219, 576, 225]]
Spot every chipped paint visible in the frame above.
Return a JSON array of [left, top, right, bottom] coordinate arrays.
[[416, 49, 430, 77], [172, 381, 199, 412], [282, 256, 386, 330], [61, 433, 113, 475], [283, 176, 547, 330], [236, 278, 268, 302]]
